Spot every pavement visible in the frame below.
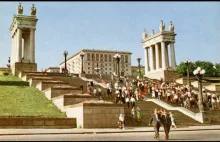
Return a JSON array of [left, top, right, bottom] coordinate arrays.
[[0, 125, 220, 135]]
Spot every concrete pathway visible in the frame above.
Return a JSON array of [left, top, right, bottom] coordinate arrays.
[[0, 125, 219, 135]]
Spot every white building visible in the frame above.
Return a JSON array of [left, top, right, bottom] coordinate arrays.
[[45, 67, 60, 73], [59, 49, 132, 76]]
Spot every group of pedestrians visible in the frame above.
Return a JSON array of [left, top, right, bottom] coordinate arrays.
[[149, 108, 176, 140]]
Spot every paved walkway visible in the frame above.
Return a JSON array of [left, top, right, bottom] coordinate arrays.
[[0, 125, 220, 135]]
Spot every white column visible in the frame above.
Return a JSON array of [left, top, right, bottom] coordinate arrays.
[[14, 31, 18, 62], [161, 42, 167, 70], [30, 29, 35, 63], [23, 34, 27, 60], [155, 43, 160, 70], [10, 35, 14, 66], [150, 45, 154, 71], [16, 28, 22, 62], [170, 42, 176, 70], [144, 47, 149, 75], [165, 45, 169, 68]]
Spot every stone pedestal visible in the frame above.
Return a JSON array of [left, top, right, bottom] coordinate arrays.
[[144, 69, 179, 82], [79, 73, 85, 77], [198, 111, 211, 124], [12, 62, 37, 76]]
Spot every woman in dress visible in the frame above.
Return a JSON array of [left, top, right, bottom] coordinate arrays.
[[169, 111, 177, 128], [136, 107, 141, 122]]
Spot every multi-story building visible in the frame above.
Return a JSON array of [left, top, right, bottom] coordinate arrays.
[[45, 67, 60, 73], [59, 49, 132, 76]]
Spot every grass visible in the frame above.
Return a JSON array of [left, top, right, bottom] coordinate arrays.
[[0, 74, 22, 81], [0, 74, 66, 117], [0, 86, 66, 117]]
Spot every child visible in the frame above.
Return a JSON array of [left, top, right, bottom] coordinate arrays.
[[131, 107, 136, 120], [169, 111, 177, 128], [136, 107, 141, 122]]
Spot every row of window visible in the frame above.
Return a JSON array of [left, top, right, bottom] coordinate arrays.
[[87, 53, 129, 63]]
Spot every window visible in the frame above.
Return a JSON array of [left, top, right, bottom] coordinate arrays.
[[106, 72, 107, 74], [109, 68, 111, 70], [109, 55, 112, 62], [92, 53, 95, 61], [88, 67, 90, 69], [109, 63, 111, 66], [100, 54, 103, 61], [96, 54, 99, 61], [126, 69, 128, 71], [105, 68, 107, 70], [88, 71, 90, 74], [125, 55, 128, 63], [87, 53, 90, 61], [105, 54, 107, 62], [105, 63, 107, 66], [88, 63, 90, 65]]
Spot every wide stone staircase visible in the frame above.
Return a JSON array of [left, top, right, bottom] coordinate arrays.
[[124, 100, 204, 127]]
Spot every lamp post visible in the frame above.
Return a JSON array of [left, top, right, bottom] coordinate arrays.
[[113, 53, 121, 82], [193, 67, 206, 113], [7, 57, 11, 68], [94, 62, 100, 74], [185, 59, 191, 86], [136, 57, 141, 80], [63, 50, 68, 74], [80, 52, 85, 74]]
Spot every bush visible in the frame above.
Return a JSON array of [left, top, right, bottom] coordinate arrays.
[[3, 72, 9, 76]]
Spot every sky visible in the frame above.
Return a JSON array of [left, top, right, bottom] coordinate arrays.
[[0, 2, 220, 71]]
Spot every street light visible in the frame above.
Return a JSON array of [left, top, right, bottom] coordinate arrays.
[[7, 57, 11, 68], [63, 50, 68, 74], [185, 59, 191, 86], [193, 66, 206, 113], [113, 53, 121, 82], [136, 57, 141, 80], [94, 62, 100, 74], [80, 52, 85, 74]]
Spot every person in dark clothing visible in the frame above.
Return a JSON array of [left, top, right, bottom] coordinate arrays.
[[161, 109, 172, 140], [149, 108, 162, 140]]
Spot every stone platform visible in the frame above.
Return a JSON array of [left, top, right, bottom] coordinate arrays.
[[145, 69, 179, 82], [65, 100, 124, 128]]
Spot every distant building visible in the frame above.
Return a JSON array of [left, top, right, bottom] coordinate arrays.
[[131, 65, 145, 75], [45, 67, 60, 73], [59, 49, 132, 76]]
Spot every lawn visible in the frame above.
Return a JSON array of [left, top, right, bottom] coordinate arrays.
[[0, 74, 22, 81], [0, 74, 66, 117]]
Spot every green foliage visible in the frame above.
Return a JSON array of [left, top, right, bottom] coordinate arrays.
[[0, 86, 66, 118], [176, 60, 220, 77]]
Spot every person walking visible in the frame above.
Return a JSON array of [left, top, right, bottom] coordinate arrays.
[[118, 114, 125, 130], [131, 107, 136, 120], [161, 109, 172, 140], [149, 108, 161, 140], [136, 107, 141, 122], [169, 111, 177, 129]]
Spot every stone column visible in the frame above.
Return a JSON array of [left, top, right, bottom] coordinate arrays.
[[170, 42, 176, 70], [150, 45, 154, 71], [161, 42, 167, 70], [16, 28, 22, 62], [23, 34, 27, 60], [14, 31, 17, 62], [155, 43, 160, 70], [144, 47, 149, 74], [10, 34, 15, 66], [30, 29, 35, 63], [165, 44, 169, 68]]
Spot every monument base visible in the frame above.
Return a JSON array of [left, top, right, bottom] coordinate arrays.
[[12, 62, 37, 76], [144, 69, 179, 82]]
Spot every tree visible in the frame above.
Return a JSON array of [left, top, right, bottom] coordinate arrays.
[[176, 60, 220, 77]]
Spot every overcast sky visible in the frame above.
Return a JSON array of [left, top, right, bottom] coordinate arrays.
[[0, 2, 219, 70]]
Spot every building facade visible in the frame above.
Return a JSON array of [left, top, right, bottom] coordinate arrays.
[[59, 49, 132, 76], [45, 67, 60, 73]]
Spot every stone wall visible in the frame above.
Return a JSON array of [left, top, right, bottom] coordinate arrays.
[[0, 117, 76, 128], [43, 87, 82, 100], [52, 95, 97, 112], [65, 102, 124, 128], [28, 78, 52, 86], [35, 81, 68, 91], [12, 62, 37, 76]]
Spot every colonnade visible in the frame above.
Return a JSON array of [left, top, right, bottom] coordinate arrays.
[[10, 28, 36, 66], [144, 41, 176, 74]]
